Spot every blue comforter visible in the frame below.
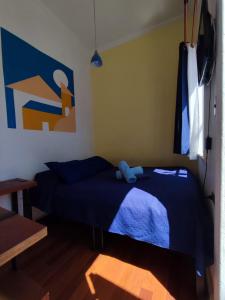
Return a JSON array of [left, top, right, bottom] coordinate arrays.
[[32, 167, 213, 275]]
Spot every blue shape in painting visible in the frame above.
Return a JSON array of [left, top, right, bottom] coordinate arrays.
[[24, 101, 63, 115]]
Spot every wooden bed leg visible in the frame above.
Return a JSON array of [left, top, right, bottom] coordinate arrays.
[[91, 226, 96, 250]]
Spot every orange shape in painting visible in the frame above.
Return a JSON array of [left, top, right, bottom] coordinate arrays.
[[60, 82, 74, 114], [60, 83, 73, 96], [23, 107, 62, 131], [7, 75, 61, 102], [54, 107, 76, 132]]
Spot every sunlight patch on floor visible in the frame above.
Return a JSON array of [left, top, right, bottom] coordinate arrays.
[[84, 254, 175, 300]]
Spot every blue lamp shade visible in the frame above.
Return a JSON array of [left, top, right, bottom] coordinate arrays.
[[91, 50, 103, 67]]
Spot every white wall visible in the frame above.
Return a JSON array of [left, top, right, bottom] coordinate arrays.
[[0, 0, 94, 209], [197, 69, 216, 300], [198, 1, 225, 299], [198, 85, 216, 195], [198, 68, 217, 300], [214, 0, 225, 298], [198, 0, 217, 196]]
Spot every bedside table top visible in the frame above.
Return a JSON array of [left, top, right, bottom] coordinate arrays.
[[0, 178, 37, 196]]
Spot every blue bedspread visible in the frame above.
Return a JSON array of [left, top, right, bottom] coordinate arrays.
[[32, 167, 213, 275]]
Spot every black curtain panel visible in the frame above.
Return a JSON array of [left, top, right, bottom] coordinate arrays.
[[173, 42, 190, 155]]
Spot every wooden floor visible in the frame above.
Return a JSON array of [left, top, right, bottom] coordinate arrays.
[[1, 217, 197, 300]]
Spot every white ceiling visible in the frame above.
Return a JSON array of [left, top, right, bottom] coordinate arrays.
[[41, 0, 184, 50]]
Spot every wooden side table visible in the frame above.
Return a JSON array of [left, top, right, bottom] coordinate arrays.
[[0, 207, 48, 299], [0, 178, 37, 219], [0, 207, 47, 267]]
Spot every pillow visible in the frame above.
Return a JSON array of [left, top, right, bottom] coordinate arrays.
[[45, 160, 80, 184], [79, 156, 113, 177], [45, 156, 113, 184]]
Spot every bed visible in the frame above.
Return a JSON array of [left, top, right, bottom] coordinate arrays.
[[31, 159, 213, 276]]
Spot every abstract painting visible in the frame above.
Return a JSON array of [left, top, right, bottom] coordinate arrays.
[[1, 28, 76, 132]]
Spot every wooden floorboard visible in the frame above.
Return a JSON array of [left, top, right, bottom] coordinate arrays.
[[0, 217, 197, 300]]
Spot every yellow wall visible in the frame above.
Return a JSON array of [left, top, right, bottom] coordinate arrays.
[[91, 19, 196, 171]]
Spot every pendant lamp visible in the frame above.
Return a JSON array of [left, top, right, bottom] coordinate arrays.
[[91, 0, 103, 67]]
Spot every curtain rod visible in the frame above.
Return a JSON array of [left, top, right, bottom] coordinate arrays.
[[184, 0, 188, 43]]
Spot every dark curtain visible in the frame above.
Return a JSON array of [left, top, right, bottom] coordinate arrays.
[[173, 42, 190, 155]]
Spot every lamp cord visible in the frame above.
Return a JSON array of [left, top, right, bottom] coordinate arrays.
[[191, 0, 198, 47], [184, 0, 188, 43], [93, 0, 97, 50]]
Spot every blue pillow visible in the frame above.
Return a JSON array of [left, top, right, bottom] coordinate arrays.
[[46, 156, 113, 184], [45, 160, 80, 184]]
